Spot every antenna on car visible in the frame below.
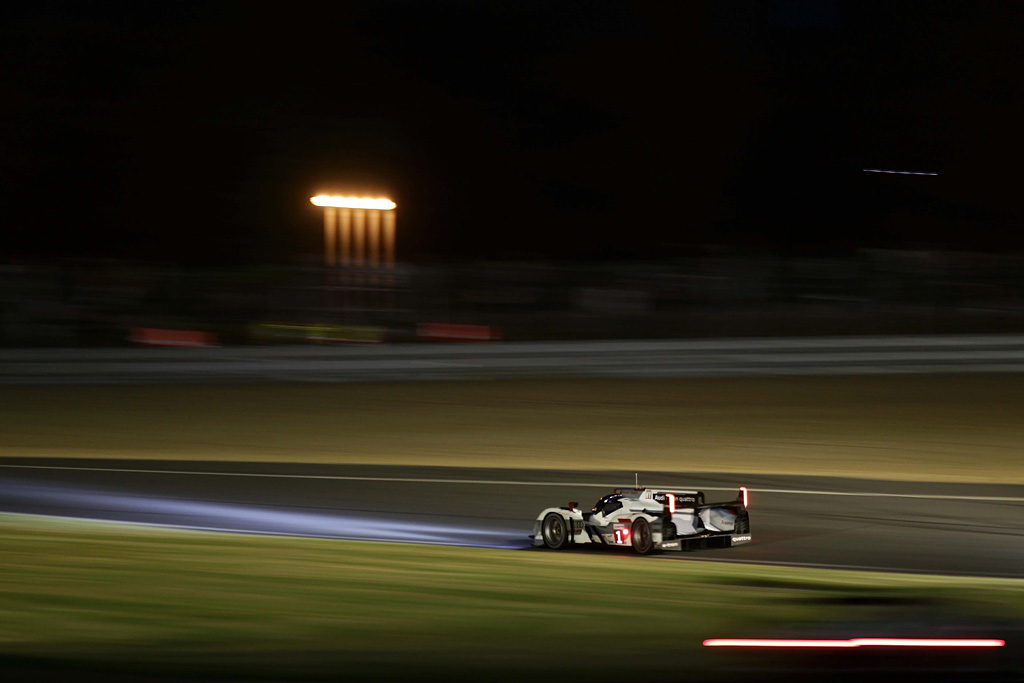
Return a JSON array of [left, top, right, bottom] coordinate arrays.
[[635, 472, 639, 489]]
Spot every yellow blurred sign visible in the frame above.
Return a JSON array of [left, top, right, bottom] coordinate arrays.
[[250, 322, 385, 344]]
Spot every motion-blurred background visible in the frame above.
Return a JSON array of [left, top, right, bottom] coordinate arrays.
[[4, 2, 1023, 346]]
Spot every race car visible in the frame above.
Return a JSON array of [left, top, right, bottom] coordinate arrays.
[[530, 486, 750, 554]]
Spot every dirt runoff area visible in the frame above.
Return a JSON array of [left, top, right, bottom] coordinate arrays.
[[0, 374, 1021, 483]]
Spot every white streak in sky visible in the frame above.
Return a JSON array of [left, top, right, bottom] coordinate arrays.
[[863, 169, 938, 176]]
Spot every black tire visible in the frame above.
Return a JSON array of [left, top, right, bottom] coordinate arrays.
[[734, 512, 750, 534], [541, 512, 569, 550], [631, 517, 653, 555]]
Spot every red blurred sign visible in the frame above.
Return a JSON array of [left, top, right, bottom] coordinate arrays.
[[128, 328, 219, 348], [416, 323, 502, 342]]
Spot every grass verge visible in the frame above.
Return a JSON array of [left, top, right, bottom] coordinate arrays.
[[1, 514, 1021, 680], [2, 375, 1023, 482]]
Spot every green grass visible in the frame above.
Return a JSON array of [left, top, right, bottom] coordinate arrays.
[[1, 514, 1021, 680], [2, 374, 1023, 482]]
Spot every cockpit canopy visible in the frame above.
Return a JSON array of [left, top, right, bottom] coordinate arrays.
[[592, 494, 625, 516]]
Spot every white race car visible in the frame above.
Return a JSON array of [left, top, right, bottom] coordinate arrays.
[[531, 486, 750, 554]]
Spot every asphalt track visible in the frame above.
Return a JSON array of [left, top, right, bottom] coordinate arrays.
[[2, 458, 1023, 578]]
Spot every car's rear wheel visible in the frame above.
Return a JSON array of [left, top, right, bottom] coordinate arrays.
[[631, 517, 653, 554], [734, 512, 750, 534], [541, 512, 569, 549]]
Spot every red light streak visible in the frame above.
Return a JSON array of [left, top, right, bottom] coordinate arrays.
[[703, 638, 1005, 648]]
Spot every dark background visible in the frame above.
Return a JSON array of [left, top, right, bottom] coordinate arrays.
[[4, 1, 1022, 264]]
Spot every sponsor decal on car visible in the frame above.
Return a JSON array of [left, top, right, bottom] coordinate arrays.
[[731, 535, 752, 545]]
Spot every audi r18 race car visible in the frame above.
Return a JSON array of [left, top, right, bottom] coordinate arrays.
[[531, 486, 750, 554]]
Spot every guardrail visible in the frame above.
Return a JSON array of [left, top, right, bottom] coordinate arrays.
[[2, 335, 1024, 385]]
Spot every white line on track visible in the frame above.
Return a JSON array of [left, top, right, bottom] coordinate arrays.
[[2, 463, 1022, 502], [738, 487, 1024, 503]]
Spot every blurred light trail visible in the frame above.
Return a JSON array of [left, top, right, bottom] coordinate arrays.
[[863, 168, 938, 175], [703, 638, 1005, 648], [310, 196, 396, 210], [0, 481, 522, 548]]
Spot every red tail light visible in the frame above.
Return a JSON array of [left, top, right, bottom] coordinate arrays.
[[740, 487, 749, 508]]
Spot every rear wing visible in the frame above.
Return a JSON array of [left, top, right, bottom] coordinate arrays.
[[662, 487, 748, 513], [725, 486, 749, 509], [644, 490, 704, 507], [707, 486, 748, 509]]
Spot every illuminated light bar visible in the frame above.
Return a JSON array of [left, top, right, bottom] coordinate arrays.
[[858, 638, 1005, 647], [740, 487, 749, 508], [310, 196, 396, 210], [863, 169, 938, 176], [668, 493, 676, 513], [703, 638, 1005, 648], [705, 639, 856, 648]]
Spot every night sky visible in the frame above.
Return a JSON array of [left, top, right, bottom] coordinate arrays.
[[4, 1, 1023, 264]]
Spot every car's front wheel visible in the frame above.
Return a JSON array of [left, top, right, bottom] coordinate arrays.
[[541, 512, 569, 550], [631, 517, 653, 554]]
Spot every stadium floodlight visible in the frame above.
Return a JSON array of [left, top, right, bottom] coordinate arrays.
[[311, 195, 397, 268], [310, 196, 396, 210]]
